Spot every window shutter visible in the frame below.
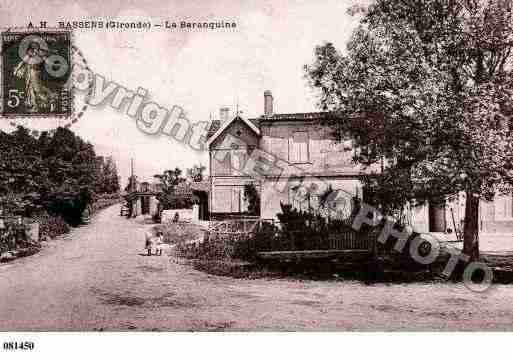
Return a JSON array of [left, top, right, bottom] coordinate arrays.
[[288, 137, 297, 163], [289, 132, 309, 163], [231, 187, 241, 212], [231, 150, 240, 173]]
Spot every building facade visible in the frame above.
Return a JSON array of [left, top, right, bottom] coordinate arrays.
[[124, 176, 160, 218], [207, 91, 513, 233]]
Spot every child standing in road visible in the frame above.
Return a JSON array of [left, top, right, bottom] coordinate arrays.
[[155, 231, 164, 256], [145, 229, 156, 256]]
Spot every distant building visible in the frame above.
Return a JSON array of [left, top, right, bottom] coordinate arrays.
[[207, 91, 513, 233], [124, 176, 160, 218]]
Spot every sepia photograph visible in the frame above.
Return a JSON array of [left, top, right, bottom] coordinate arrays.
[[1, 0, 513, 357]]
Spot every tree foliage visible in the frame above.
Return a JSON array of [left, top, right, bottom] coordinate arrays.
[[154, 168, 186, 192], [186, 164, 206, 183], [95, 156, 120, 194], [153, 168, 187, 209], [306, 0, 513, 259], [0, 126, 120, 222]]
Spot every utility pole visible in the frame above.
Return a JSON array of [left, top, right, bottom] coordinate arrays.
[[129, 158, 136, 193]]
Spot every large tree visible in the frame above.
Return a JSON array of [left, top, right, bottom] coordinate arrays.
[[306, 0, 513, 260], [0, 126, 100, 196], [0, 126, 120, 219], [154, 168, 186, 192], [96, 156, 120, 194], [153, 168, 186, 208]]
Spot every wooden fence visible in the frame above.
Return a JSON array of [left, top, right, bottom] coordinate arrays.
[[205, 218, 376, 253]]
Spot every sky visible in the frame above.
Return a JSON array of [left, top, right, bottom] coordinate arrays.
[[0, 0, 363, 186]]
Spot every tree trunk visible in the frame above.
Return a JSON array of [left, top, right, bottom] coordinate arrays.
[[463, 191, 480, 261]]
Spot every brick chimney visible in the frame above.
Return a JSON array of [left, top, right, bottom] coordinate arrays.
[[264, 90, 273, 117], [219, 107, 230, 123]]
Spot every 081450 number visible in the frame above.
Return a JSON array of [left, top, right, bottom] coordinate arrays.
[[3, 341, 34, 350]]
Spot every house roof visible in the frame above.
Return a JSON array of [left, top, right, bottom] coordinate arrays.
[[206, 115, 261, 146], [206, 112, 331, 147], [257, 112, 329, 122], [247, 117, 260, 127]]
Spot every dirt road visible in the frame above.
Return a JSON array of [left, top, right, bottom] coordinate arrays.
[[1, 205, 513, 331]]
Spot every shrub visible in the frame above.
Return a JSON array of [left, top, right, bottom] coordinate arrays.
[[42, 188, 93, 227], [0, 217, 41, 254], [175, 232, 236, 260], [275, 202, 361, 251], [243, 183, 260, 216], [91, 193, 121, 212], [153, 222, 203, 245], [35, 212, 70, 239], [175, 220, 279, 262], [158, 193, 193, 210]]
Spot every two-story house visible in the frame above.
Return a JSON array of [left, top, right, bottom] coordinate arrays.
[[206, 91, 513, 233], [206, 91, 381, 223]]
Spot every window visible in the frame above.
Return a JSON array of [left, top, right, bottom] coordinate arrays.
[[211, 150, 232, 176], [212, 148, 248, 176], [288, 131, 309, 163], [212, 187, 232, 212], [231, 149, 246, 174], [495, 194, 513, 220], [212, 186, 244, 213]]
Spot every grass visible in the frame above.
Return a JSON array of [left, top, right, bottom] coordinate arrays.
[[189, 259, 280, 279], [152, 222, 204, 246]]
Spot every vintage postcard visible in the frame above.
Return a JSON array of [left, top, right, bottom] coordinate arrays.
[[0, 0, 512, 357]]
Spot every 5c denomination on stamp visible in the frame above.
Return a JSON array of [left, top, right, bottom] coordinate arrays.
[[1, 29, 72, 117]]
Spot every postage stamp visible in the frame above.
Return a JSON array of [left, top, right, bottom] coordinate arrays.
[[1, 29, 72, 117]]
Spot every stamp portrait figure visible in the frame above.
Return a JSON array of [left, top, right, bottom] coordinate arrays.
[[13, 41, 57, 112], [1, 31, 71, 117]]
